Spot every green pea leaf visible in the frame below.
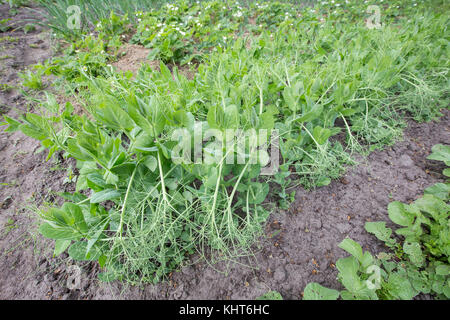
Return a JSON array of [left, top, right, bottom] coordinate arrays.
[[90, 189, 122, 203]]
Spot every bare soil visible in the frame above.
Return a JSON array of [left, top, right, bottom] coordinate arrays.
[[0, 5, 448, 300]]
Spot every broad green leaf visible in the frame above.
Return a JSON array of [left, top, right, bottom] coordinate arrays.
[[295, 104, 323, 123], [303, 283, 339, 300], [427, 144, 450, 165], [435, 265, 450, 276], [205, 166, 218, 189], [248, 182, 270, 205], [386, 273, 416, 300], [224, 104, 239, 128], [54, 239, 71, 256], [39, 223, 79, 240], [365, 222, 396, 247], [98, 255, 107, 268], [68, 241, 101, 261], [339, 238, 363, 262], [388, 201, 414, 227], [443, 168, 450, 178], [336, 256, 361, 293], [76, 161, 98, 191], [43, 92, 59, 113], [424, 183, 450, 200], [19, 124, 47, 141], [143, 155, 157, 172], [312, 126, 332, 145], [61, 202, 88, 233], [90, 189, 122, 203], [98, 271, 117, 282], [414, 194, 449, 220], [98, 99, 135, 131]]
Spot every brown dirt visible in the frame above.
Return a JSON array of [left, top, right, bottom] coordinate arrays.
[[0, 3, 79, 299], [0, 5, 449, 301], [112, 43, 158, 76]]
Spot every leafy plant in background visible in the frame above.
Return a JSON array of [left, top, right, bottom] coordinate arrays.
[[0, 18, 12, 32], [18, 67, 45, 90]]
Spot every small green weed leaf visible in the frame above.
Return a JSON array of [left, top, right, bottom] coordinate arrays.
[[256, 290, 283, 300]]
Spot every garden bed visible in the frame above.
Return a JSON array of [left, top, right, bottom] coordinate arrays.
[[0, 1, 448, 300]]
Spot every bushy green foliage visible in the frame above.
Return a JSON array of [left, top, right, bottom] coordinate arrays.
[[304, 145, 450, 300]]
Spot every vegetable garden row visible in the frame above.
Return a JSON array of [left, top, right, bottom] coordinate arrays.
[[1, 0, 448, 299]]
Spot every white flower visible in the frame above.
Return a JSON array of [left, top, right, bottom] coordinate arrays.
[[233, 11, 242, 18]]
